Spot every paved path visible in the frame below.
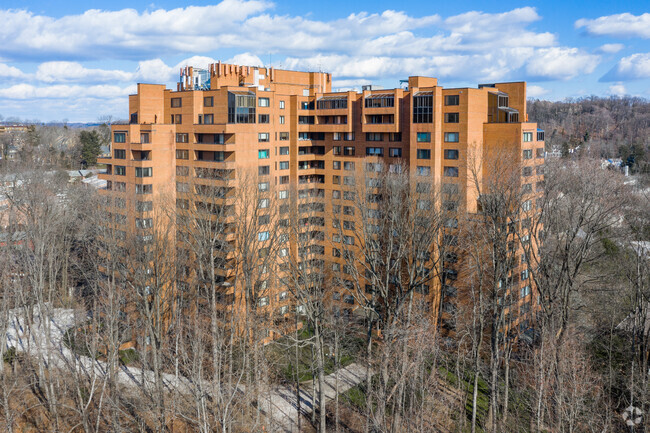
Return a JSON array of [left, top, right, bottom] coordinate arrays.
[[3, 304, 369, 432], [260, 363, 368, 432]]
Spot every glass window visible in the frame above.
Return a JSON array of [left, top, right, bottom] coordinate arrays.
[[113, 132, 126, 143], [523, 149, 533, 159], [114, 149, 126, 159], [140, 133, 150, 143], [176, 133, 188, 143], [279, 115, 285, 124], [203, 114, 213, 124], [444, 113, 460, 123], [176, 166, 189, 176], [344, 161, 355, 171], [258, 133, 270, 142], [279, 161, 289, 170], [417, 132, 431, 142], [259, 97, 270, 107], [259, 114, 270, 123], [135, 167, 152, 177], [417, 149, 431, 159], [115, 166, 126, 176], [204, 96, 213, 107], [279, 100, 285, 109], [258, 166, 270, 175], [444, 95, 459, 106], [258, 231, 270, 241], [413, 93, 433, 123], [171, 114, 182, 124], [366, 133, 383, 142], [333, 161, 341, 170], [279, 132, 289, 141], [389, 147, 402, 157], [176, 149, 189, 160], [279, 146, 289, 155], [366, 147, 383, 156], [444, 166, 459, 177], [258, 182, 269, 191], [171, 97, 182, 108], [523, 132, 533, 142], [135, 184, 152, 194], [417, 166, 431, 176], [444, 132, 459, 142], [258, 149, 270, 159], [444, 149, 459, 159], [278, 190, 288, 199]]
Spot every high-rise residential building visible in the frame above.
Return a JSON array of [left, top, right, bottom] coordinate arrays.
[[98, 62, 544, 339]]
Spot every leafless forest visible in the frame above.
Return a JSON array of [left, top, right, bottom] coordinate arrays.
[[0, 112, 648, 432]]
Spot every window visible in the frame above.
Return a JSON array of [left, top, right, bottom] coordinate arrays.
[[413, 93, 433, 123], [389, 133, 402, 142], [332, 190, 341, 199], [135, 167, 152, 177], [135, 184, 152, 194], [417, 132, 431, 142], [204, 96, 213, 107], [343, 220, 355, 230], [444, 166, 459, 177], [521, 285, 531, 298], [279, 176, 289, 184], [417, 149, 431, 159], [343, 146, 355, 156], [523, 132, 533, 142], [278, 190, 288, 199], [366, 133, 383, 141], [258, 149, 270, 159], [366, 147, 383, 156], [523, 149, 533, 159], [114, 132, 126, 143], [258, 133, 270, 142], [279, 132, 289, 141], [333, 161, 341, 170], [333, 175, 340, 184], [333, 132, 342, 141], [444, 132, 459, 142], [176, 149, 189, 160], [522, 200, 532, 211], [257, 114, 269, 124], [343, 191, 355, 200], [299, 116, 314, 124], [444, 149, 459, 159], [277, 147, 289, 156], [115, 165, 126, 176], [298, 132, 309, 141], [259, 97, 270, 107], [279, 161, 289, 170], [522, 166, 533, 177], [115, 198, 126, 208], [343, 236, 354, 245], [444, 113, 459, 123], [445, 95, 459, 106], [140, 133, 150, 143], [136, 218, 153, 229], [443, 183, 459, 195], [343, 176, 355, 185], [258, 182, 269, 191], [171, 97, 182, 108], [389, 147, 402, 157], [176, 182, 189, 193], [258, 166, 270, 176], [176, 133, 188, 143], [115, 182, 126, 191], [136, 201, 152, 212], [278, 248, 288, 257], [417, 166, 431, 176], [343, 133, 354, 141], [536, 148, 545, 158], [258, 231, 269, 242], [279, 100, 285, 109], [114, 149, 126, 159], [521, 269, 529, 280], [279, 115, 285, 124], [258, 198, 269, 209]]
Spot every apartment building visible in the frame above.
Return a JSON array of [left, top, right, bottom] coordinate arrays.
[[98, 62, 544, 339]]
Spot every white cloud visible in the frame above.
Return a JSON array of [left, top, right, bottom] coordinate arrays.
[[608, 83, 626, 96], [527, 85, 549, 98], [525, 47, 600, 80], [36, 61, 132, 83], [0, 63, 25, 78], [0, 83, 136, 100], [598, 43, 624, 54], [576, 13, 650, 39], [601, 52, 650, 81]]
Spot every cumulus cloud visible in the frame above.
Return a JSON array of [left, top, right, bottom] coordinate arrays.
[[0, 83, 136, 100], [525, 47, 600, 80], [576, 13, 650, 39], [601, 52, 650, 81], [598, 43, 624, 54], [608, 83, 627, 96], [527, 85, 549, 98], [0, 63, 26, 78], [36, 61, 132, 83]]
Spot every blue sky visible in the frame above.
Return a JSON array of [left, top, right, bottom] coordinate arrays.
[[0, 0, 649, 122]]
